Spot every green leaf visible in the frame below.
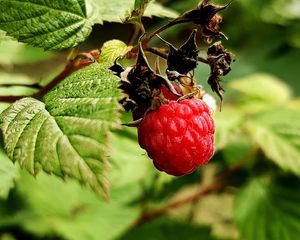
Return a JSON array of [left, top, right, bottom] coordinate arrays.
[[0, 148, 19, 199], [0, 63, 121, 197], [100, 40, 132, 65], [109, 128, 154, 188], [144, 2, 178, 19], [229, 74, 292, 102], [222, 133, 254, 165], [214, 108, 244, 151], [235, 178, 300, 240], [0, 100, 19, 200], [0, 72, 35, 85], [246, 109, 300, 175], [0, 30, 12, 43], [134, 0, 149, 10], [228, 74, 292, 113], [0, 40, 54, 65], [93, 0, 177, 23], [0, 171, 140, 240], [0, 72, 38, 96], [0, 0, 99, 50], [119, 217, 218, 240]]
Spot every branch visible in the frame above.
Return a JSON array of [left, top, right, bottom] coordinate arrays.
[[133, 161, 244, 227], [0, 52, 97, 103], [0, 96, 24, 103], [146, 47, 168, 59], [133, 180, 223, 226]]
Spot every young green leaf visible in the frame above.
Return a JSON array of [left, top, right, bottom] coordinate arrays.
[[100, 40, 132, 65], [235, 178, 300, 240], [0, 0, 100, 50], [0, 63, 121, 197], [246, 109, 300, 175]]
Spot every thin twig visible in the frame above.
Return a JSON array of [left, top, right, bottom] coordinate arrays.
[[146, 47, 168, 59], [0, 52, 96, 103], [197, 56, 209, 64], [0, 66, 72, 103], [133, 181, 223, 226], [132, 160, 246, 227]]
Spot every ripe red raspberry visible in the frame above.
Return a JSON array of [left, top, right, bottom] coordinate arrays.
[[138, 99, 215, 176], [161, 83, 183, 100]]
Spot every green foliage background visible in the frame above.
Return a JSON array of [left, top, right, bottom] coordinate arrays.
[[0, 0, 300, 239]]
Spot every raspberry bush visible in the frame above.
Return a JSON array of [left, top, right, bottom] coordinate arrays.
[[0, 0, 300, 240]]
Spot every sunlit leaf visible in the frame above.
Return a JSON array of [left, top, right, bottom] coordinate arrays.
[[144, 2, 178, 19], [246, 109, 300, 175], [228, 74, 293, 113], [92, 0, 177, 23], [100, 40, 132, 65]]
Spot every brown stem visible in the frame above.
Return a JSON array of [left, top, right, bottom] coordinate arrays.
[[133, 161, 245, 227], [197, 56, 209, 64], [133, 180, 223, 226], [0, 66, 73, 103], [0, 52, 96, 103], [0, 96, 24, 103], [146, 47, 168, 59]]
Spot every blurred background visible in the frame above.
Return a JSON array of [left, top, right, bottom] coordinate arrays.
[[0, 0, 299, 239]]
